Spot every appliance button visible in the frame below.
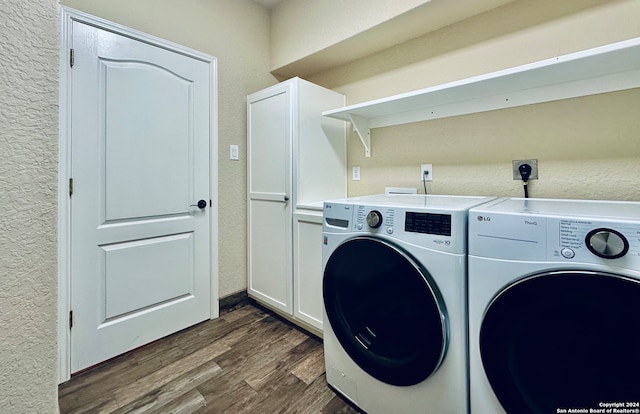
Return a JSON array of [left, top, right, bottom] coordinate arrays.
[[386, 227, 393, 234], [356, 223, 363, 230], [561, 248, 575, 259]]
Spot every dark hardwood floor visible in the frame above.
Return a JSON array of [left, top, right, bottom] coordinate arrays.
[[58, 303, 361, 414]]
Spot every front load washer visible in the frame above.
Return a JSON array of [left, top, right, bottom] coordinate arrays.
[[322, 194, 495, 414], [468, 198, 640, 414]]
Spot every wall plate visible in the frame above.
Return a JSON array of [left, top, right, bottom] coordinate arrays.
[[512, 159, 538, 180], [421, 164, 433, 181]]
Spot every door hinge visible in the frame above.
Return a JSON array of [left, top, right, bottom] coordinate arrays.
[[69, 178, 73, 196], [69, 310, 73, 329], [70, 48, 74, 67]]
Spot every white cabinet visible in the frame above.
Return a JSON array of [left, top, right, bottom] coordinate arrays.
[[293, 210, 324, 332], [247, 77, 345, 334]]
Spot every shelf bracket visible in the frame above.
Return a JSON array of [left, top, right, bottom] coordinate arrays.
[[348, 114, 371, 157]]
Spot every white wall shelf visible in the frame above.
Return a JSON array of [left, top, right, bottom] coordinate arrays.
[[323, 37, 640, 157]]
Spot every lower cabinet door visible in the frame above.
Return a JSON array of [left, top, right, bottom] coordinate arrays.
[[248, 197, 293, 314], [293, 210, 324, 333]]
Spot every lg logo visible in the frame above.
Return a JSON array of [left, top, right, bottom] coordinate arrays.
[[477, 215, 491, 222]]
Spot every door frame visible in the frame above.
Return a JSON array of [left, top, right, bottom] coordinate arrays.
[[57, 7, 219, 383]]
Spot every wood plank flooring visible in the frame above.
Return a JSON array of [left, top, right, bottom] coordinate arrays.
[[58, 303, 361, 414]]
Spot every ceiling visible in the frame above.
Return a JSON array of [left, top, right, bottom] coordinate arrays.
[[253, 0, 283, 9]]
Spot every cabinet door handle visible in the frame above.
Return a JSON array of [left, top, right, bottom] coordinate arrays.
[[284, 195, 290, 202]]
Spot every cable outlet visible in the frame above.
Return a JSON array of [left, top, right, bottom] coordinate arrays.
[[512, 159, 538, 180], [420, 164, 433, 181]]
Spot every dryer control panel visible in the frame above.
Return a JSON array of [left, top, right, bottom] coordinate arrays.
[[469, 198, 640, 267], [553, 218, 635, 261]]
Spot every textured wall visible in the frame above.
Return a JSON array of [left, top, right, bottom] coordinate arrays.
[[308, 0, 640, 201], [0, 0, 60, 412]]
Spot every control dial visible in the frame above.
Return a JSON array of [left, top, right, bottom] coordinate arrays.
[[585, 228, 629, 259], [366, 210, 383, 229]]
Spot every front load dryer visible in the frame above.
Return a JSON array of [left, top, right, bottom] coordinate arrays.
[[322, 194, 495, 414], [468, 198, 640, 414]]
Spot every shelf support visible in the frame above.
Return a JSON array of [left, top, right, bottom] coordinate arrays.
[[348, 113, 371, 157]]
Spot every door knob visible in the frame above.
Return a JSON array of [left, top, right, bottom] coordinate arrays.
[[191, 200, 207, 209], [284, 195, 290, 202]]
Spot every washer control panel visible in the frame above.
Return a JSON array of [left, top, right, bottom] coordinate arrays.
[[352, 204, 464, 254], [405, 211, 452, 236], [356, 206, 395, 234], [324, 195, 496, 255]]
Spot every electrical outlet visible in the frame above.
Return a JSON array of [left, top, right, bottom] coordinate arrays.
[[352, 165, 361, 181], [420, 164, 433, 181], [512, 159, 538, 180]]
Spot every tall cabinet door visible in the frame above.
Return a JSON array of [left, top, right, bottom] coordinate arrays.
[[247, 83, 293, 313]]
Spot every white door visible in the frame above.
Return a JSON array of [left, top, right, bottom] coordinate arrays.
[[70, 21, 212, 372], [247, 84, 293, 314]]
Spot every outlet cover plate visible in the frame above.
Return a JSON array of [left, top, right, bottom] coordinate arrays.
[[421, 164, 433, 181], [512, 159, 538, 180], [230, 144, 239, 160], [352, 165, 361, 181]]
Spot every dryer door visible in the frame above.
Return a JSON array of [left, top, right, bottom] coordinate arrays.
[[323, 236, 448, 386], [480, 271, 640, 414]]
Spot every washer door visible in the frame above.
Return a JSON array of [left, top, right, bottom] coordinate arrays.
[[323, 236, 448, 386], [480, 271, 640, 414]]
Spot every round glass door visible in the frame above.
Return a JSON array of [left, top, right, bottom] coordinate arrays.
[[480, 271, 640, 413], [323, 237, 448, 386]]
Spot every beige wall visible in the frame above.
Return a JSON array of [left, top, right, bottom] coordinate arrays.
[[271, 0, 429, 69], [2, 0, 638, 410], [307, 0, 640, 200], [60, 0, 277, 297], [270, 0, 517, 78], [0, 0, 60, 412]]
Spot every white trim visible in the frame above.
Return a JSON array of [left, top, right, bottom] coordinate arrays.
[[209, 42, 220, 321], [57, 6, 219, 383], [57, 5, 72, 384]]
